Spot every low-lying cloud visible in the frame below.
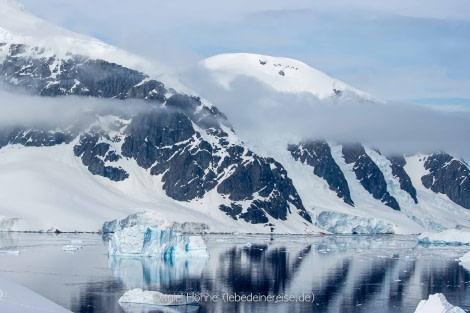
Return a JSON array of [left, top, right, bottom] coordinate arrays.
[[181, 66, 470, 159], [0, 87, 152, 130]]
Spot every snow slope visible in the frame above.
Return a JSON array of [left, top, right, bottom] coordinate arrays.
[[203, 53, 376, 101], [0, 0, 157, 76], [0, 139, 318, 234], [0, 274, 71, 313]]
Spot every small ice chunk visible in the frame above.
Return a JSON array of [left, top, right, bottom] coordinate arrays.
[[418, 229, 470, 245], [459, 251, 470, 272], [62, 240, 84, 253], [414, 293, 465, 313], [118, 288, 197, 305], [62, 245, 81, 252]]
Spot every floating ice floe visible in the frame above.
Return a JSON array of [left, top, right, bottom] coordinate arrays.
[[108, 225, 209, 259], [118, 288, 197, 306], [459, 251, 470, 272], [0, 250, 20, 255], [418, 229, 470, 245], [414, 293, 465, 313], [62, 240, 84, 253]]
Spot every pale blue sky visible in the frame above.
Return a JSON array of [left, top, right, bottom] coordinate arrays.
[[17, 0, 470, 109]]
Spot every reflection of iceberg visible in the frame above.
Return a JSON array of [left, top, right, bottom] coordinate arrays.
[[414, 293, 465, 313], [108, 256, 208, 288], [119, 302, 199, 313], [108, 225, 209, 258]]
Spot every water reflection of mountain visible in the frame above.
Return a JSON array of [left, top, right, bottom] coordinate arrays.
[[104, 235, 470, 313]]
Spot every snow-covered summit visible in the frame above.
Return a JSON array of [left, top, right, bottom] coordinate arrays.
[[203, 53, 376, 101], [0, 0, 155, 75]]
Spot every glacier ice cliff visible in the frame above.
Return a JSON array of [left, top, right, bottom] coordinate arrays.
[[316, 211, 395, 234]]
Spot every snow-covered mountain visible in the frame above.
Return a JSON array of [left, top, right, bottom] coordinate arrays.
[[202, 53, 377, 102], [198, 53, 470, 234], [0, 0, 314, 233], [0, 0, 469, 234]]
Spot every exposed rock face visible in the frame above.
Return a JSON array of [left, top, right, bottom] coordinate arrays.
[[73, 127, 128, 182], [0, 43, 165, 100], [0, 128, 76, 149], [342, 144, 400, 211], [422, 153, 470, 210], [0, 41, 312, 228], [387, 155, 418, 204], [288, 140, 354, 206]]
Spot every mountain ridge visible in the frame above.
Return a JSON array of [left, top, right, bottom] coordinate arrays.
[[0, 1, 469, 234]]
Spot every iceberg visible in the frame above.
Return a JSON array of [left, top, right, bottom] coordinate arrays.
[[460, 251, 470, 272], [0, 216, 23, 232], [316, 211, 395, 234], [418, 229, 470, 246], [414, 293, 465, 313], [108, 225, 209, 258]]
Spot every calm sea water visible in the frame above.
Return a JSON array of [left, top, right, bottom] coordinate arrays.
[[0, 233, 469, 313]]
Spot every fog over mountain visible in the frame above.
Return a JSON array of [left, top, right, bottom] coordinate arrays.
[[181, 61, 470, 160]]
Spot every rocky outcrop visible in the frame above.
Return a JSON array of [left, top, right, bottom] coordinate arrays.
[[342, 144, 400, 211], [288, 140, 354, 206], [422, 153, 470, 209], [387, 155, 418, 204]]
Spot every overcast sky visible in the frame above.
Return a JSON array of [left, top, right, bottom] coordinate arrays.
[[16, 0, 470, 109]]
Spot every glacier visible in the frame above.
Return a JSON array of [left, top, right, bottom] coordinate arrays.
[[315, 211, 395, 234], [414, 293, 465, 313], [108, 225, 209, 259], [418, 229, 470, 246]]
